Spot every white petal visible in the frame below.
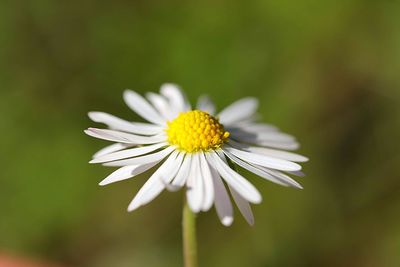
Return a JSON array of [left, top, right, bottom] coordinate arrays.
[[93, 143, 132, 158], [199, 152, 214, 211], [85, 128, 166, 144], [186, 153, 203, 213], [160, 83, 191, 115], [248, 140, 300, 151], [160, 152, 185, 186], [99, 163, 158, 186], [89, 142, 167, 163], [103, 146, 174, 167], [206, 152, 261, 204], [232, 122, 279, 132], [171, 153, 192, 188], [230, 114, 260, 124], [210, 165, 233, 226], [88, 112, 163, 135], [123, 90, 166, 125], [154, 150, 181, 184], [223, 150, 288, 187], [218, 97, 258, 125], [127, 151, 179, 211], [287, 170, 306, 177], [255, 166, 303, 189], [146, 92, 175, 120], [224, 146, 301, 172], [229, 140, 308, 162], [230, 129, 296, 143], [227, 126, 300, 151], [223, 149, 302, 188], [196, 95, 216, 115], [247, 147, 307, 162], [228, 186, 254, 226]]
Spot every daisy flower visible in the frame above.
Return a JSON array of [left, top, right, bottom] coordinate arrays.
[[85, 84, 308, 226]]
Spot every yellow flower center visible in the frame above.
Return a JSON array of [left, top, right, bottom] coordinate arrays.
[[166, 110, 230, 152]]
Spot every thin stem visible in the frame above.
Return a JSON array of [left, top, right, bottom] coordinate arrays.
[[183, 199, 198, 267]]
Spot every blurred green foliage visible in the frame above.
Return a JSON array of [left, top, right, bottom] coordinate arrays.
[[1, 0, 400, 266]]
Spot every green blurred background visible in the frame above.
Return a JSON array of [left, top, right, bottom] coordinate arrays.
[[1, 0, 400, 266]]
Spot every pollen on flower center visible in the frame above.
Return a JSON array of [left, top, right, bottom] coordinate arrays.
[[166, 110, 230, 152]]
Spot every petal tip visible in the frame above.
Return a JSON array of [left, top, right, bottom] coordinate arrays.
[[289, 163, 302, 172], [299, 155, 309, 162], [161, 83, 179, 90], [87, 111, 104, 122], [222, 216, 233, 226], [123, 89, 135, 100], [98, 180, 107, 186], [290, 180, 304, 189], [83, 129, 91, 134], [127, 203, 139, 212], [253, 195, 262, 204], [188, 204, 201, 214], [296, 184, 304, 190]]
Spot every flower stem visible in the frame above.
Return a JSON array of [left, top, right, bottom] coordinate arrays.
[[183, 199, 198, 267]]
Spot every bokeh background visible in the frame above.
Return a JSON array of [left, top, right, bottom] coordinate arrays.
[[1, 0, 400, 266]]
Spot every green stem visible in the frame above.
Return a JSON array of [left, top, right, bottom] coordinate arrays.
[[183, 199, 198, 267]]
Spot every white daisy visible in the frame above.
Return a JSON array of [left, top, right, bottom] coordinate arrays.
[[85, 83, 308, 226]]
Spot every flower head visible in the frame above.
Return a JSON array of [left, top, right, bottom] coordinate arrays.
[[166, 110, 230, 152], [85, 84, 308, 226]]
